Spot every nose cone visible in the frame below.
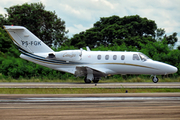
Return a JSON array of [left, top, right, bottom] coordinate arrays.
[[152, 61, 178, 75], [159, 62, 178, 74], [168, 66, 178, 74]]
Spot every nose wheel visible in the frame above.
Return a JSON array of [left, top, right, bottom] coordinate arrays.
[[152, 76, 159, 83]]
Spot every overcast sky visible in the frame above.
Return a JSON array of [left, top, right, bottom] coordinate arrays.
[[1, 0, 180, 47]]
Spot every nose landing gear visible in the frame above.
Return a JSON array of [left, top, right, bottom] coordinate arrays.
[[152, 75, 159, 83]]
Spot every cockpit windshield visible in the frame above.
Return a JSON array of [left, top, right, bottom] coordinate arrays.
[[139, 53, 150, 61]]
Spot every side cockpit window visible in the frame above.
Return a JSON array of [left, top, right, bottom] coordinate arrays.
[[133, 54, 140, 60], [139, 53, 150, 61]]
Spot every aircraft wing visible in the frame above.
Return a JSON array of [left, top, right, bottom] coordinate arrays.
[[75, 66, 114, 77]]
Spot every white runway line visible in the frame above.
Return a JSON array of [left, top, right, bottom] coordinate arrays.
[[1, 97, 180, 102]]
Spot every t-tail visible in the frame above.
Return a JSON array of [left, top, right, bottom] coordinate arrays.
[[3, 25, 54, 54]]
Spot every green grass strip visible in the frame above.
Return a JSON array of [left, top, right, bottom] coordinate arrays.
[[1, 76, 180, 83], [0, 88, 180, 94]]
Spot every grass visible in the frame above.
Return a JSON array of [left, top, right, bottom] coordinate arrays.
[[0, 73, 180, 83], [0, 75, 180, 83], [1, 74, 179, 94], [0, 88, 180, 94]]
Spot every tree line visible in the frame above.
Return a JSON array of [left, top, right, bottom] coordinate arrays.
[[0, 2, 179, 80]]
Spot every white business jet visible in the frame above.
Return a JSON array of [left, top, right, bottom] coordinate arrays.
[[4, 25, 178, 83]]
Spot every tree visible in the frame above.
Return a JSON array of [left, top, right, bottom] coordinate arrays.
[[70, 32, 87, 48], [155, 28, 178, 46], [0, 2, 70, 79], [70, 15, 157, 48], [0, 27, 20, 57], [166, 32, 178, 45], [0, 14, 8, 28], [4, 2, 68, 47], [0, 27, 12, 53], [178, 46, 180, 50], [155, 28, 165, 41]]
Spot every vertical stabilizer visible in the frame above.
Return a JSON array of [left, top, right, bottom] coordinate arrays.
[[4, 25, 54, 53]]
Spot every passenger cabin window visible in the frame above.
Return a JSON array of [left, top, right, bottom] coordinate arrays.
[[105, 55, 109, 60], [97, 55, 101, 60], [113, 55, 117, 60], [121, 55, 125, 60], [133, 54, 140, 60]]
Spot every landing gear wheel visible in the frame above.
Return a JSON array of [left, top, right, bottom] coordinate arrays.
[[92, 80, 99, 83], [84, 77, 91, 83], [152, 76, 158, 83]]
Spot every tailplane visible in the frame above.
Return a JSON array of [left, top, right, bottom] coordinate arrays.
[[4, 25, 54, 53]]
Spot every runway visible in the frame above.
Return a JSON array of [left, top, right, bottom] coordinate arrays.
[[1, 83, 180, 119], [0, 93, 180, 120], [0, 82, 180, 88]]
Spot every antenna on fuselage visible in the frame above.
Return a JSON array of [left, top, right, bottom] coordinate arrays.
[[86, 46, 91, 51]]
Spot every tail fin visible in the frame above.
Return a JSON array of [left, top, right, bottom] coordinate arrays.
[[4, 25, 54, 53]]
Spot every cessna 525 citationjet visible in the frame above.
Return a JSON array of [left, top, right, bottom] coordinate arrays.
[[4, 25, 178, 83]]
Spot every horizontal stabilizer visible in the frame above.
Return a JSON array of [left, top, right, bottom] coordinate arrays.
[[3, 25, 25, 30]]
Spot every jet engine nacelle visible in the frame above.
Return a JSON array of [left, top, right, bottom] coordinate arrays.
[[49, 50, 82, 61]]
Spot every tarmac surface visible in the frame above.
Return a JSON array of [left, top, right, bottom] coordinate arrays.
[[0, 83, 180, 119], [0, 93, 180, 120], [0, 82, 180, 88]]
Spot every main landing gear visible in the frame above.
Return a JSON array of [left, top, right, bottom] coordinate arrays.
[[84, 77, 91, 83], [152, 76, 159, 83], [84, 77, 99, 83], [92, 78, 99, 83]]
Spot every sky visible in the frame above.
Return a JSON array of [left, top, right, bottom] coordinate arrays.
[[1, 0, 180, 47]]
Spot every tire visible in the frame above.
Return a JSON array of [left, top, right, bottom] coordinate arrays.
[[84, 77, 91, 83], [92, 80, 99, 83], [152, 76, 158, 83]]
